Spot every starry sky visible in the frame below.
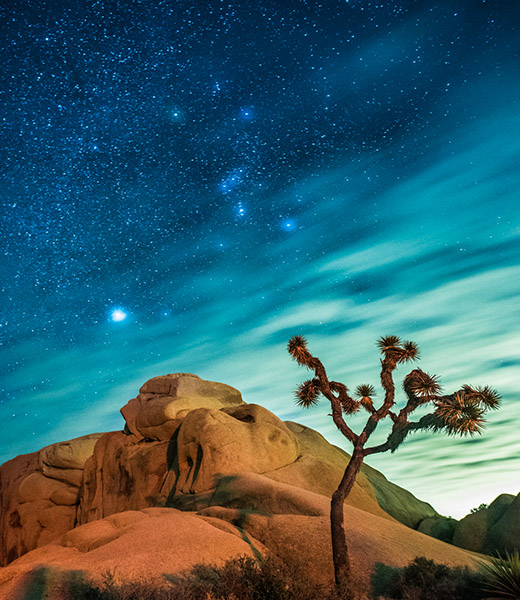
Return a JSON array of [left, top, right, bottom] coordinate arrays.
[[1, 1, 519, 519]]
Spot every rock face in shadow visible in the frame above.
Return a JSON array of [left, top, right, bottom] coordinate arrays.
[[0, 433, 102, 566], [1, 371, 440, 573], [486, 493, 520, 553], [451, 493, 517, 553], [417, 515, 458, 544], [416, 492, 520, 556]]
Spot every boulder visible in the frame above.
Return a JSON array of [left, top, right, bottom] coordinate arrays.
[[452, 509, 488, 552], [175, 404, 299, 494], [120, 373, 243, 441], [17, 472, 77, 505], [171, 471, 330, 516], [452, 493, 516, 553], [484, 493, 520, 554], [417, 516, 457, 543], [0, 484, 480, 600], [0, 507, 266, 599], [0, 451, 41, 566], [78, 404, 300, 521], [0, 433, 102, 566], [78, 395, 422, 527], [284, 422, 438, 527], [40, 435, 102, 471], [271, 422, 389, 518], [0, 372, 450, 576], [78, 431, 170, 524]]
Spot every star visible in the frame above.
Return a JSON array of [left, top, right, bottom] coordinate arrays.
[[110, 309, 128, 322], [240, 107, 254, 121]]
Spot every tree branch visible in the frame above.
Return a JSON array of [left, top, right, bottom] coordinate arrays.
[[359, 356, 398, 445], [312, 358, 359, 446], [363, 413, 439, 456], [375, 356, 397, 418]]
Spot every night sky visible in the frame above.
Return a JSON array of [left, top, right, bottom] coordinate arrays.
[[2, 1, 519, 519]]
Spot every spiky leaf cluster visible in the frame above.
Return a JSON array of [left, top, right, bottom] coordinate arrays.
[[355, 384, 376, 410], [377, 336, 420, 364], [340, 396, 360, 415], [376, 335, 401, 350], [287, 335, 313, 367], [403, 369, 442, 406], [480, 551, 520, 599], [400, 341, 420, 362], [330, 382, 360, 414], [294, 378, 321, 408], [355, 383, 376, 398], [461, 384, 501, 410], [434, 392, 485, 435]]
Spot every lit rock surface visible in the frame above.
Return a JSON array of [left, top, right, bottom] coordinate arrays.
[[0, 433, 102, 566], [0, 507, 265, 599], [0, 490, 478, 599], [120, 373, 243, 441], [175, 404, 299, 494]]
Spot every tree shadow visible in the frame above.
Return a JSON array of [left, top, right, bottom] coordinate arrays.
[[160, 426, 267, 563], [157, 427, 181, 504], [168, 473, 267, 562], [19, 567, 94, 600]]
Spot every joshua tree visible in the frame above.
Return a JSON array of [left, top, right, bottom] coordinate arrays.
[[287, 334, 500, 594]]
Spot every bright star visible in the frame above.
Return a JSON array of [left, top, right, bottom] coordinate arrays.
[[110, 309, 127, 322], [240, 107, 254, 121], [169, 107, 184, 123]]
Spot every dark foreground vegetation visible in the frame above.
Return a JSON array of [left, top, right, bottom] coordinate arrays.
[[35, 555, 342, 600], [373, 557, 484, 599], [30, 552, 520, 600]]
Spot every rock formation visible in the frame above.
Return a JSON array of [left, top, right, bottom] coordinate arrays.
[[0, 372, 489, 598], [451, 493, 518, 554], [414, 492, 520, 555], [417, 515, 457, 544], [0, 433, 102, 566], [120, 373, 244, 441]]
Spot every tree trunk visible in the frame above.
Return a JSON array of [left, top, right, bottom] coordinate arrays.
[[330, 447, 365, 593]]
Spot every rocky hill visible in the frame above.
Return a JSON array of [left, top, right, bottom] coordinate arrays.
[[418, 493, 520, 554], [0, 373, 494, 598]]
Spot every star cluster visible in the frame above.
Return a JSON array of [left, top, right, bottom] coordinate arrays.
[[1, 1, 519, 517]]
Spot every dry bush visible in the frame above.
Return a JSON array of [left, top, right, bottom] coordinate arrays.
[[59, 554, 362, 600]]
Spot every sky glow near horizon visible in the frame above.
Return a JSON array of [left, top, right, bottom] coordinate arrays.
[[1, 1, 519, 519]]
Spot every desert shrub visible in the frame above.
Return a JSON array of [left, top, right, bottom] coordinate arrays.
[[480, 551, 520, 599], [165, 554, 335, 600], [56, 554, 345, 600], [383, 556, 484, 600], [471, 503, 489, 514]]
